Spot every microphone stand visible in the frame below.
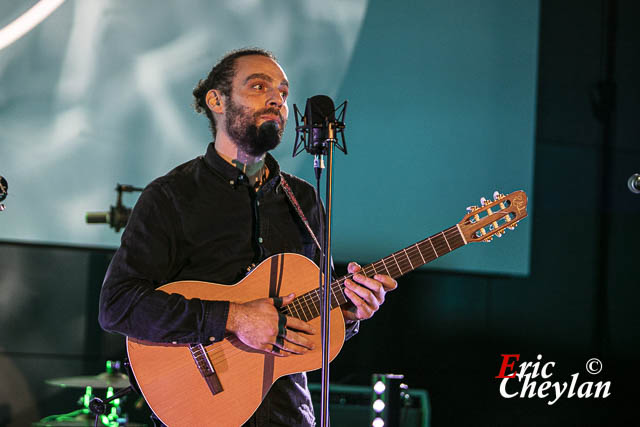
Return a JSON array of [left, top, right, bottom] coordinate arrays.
[[319, 138, 334, 427], [293, 99, 347, 427]]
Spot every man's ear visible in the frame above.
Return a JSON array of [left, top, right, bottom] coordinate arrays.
[[206, 89, 224, 114]]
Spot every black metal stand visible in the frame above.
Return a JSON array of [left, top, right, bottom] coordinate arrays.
[[319, 142, 335, 427], [89, 386, 134, 427], [292, 96, 347, 427], [85, 184, 143, 232]]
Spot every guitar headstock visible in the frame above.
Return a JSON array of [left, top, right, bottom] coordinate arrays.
[[458, 190, 528, 243]]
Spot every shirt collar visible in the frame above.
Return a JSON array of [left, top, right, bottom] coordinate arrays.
[[202, 142, 281, 190]]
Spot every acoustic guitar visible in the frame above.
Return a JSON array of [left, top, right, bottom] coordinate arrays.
[[127, 190, 528, 426]]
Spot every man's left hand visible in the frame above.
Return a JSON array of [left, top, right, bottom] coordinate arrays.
[[341, 262, 397, 321]]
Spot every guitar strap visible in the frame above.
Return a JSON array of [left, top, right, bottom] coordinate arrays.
[[278, 173, 322, 252]]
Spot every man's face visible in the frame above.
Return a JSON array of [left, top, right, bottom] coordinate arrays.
[[224, 55, 290, 156]]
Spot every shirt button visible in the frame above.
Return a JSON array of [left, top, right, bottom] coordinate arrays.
[[256, 201, 260, 206], [258, 237, 263, 243], [209, 336, 216, 342], [229, 180, 234, 185]]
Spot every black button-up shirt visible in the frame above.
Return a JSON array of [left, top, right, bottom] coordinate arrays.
[[99, 143, 357, 425]]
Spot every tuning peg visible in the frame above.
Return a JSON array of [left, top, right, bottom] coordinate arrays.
[[484, 236, 493, 242], [508, 223, 518, 231], [466, 205, 479, 213], [480, 197, 488, 206], [493, 191, 505, 201]]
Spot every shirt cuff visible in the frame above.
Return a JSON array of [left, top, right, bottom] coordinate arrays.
[[201, 300, 230, 344]]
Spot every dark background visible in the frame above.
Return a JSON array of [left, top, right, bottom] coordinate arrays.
[[1, 0, 638, 425]]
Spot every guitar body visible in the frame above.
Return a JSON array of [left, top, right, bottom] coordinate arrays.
[[127, 253, 346, 427]]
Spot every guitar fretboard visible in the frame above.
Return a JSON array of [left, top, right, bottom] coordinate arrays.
[[281, 225, 466, 322]]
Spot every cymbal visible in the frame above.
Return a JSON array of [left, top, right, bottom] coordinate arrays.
[[46, 372, 130, 389]]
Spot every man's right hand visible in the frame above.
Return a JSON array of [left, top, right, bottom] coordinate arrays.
[[226, 293, 316, 356]]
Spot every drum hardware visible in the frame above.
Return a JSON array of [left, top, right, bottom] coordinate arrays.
[[40, 360, 137, 427]]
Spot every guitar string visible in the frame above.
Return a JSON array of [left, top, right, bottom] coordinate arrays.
[[281, 225, 463, 320], [142, 240, 466, 370], [138, 226, 476, 382], [292, 227, 461, 321], [156, 226, 467, 369]]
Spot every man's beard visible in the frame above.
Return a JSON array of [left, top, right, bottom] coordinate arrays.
[[225, 98, 285, 157]]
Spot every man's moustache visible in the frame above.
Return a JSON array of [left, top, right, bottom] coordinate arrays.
[[254, 109, 284, 123]]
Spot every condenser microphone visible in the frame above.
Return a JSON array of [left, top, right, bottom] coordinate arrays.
[[0, 175, 7, 202], [0, 175, 7, 211], [628, 173, 640, 194], [306, 95, 337, 153], [292, 95, 347, 159]]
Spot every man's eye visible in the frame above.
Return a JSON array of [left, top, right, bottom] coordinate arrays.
[[252, 83, 264, 90], [280, 91, 288, 99]]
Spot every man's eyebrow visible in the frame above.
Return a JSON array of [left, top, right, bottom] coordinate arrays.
[[244, 73, 289, 87]]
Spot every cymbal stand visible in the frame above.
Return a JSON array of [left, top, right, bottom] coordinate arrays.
[[89, 385, 134, 427]]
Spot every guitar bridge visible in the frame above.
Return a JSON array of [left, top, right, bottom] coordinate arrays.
[[189, 344, 223, 395]]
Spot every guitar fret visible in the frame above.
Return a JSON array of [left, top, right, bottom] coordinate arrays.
[[333, 280, 347, 305], [402, 248, 414, 270], [390, 253, 403, 275], [441, 231, 452, 251], [288, 299, 299, 320], [379, 258, 392, 276], [300, 294, 313, 321], [431, 233, 450, 257], [419, 239, 437, 262], [306, 291, 320, 318], [316, 287, 334, 312], [428, 238, 438, 258], [305, 290, 315, 318], [411, 244, 426, 265], [362, 265, 372, 277], [315, 288, 325, 314], [330, 284, 340, 308], [290, 298, 303, 320], [306, 298, 315, 321], [445, 226, 465, 249], [405, 246, 421, 270]]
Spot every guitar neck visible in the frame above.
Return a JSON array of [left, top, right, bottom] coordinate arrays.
[[282, 224, 467, 322]]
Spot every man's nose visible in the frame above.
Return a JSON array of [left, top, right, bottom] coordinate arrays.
[[267, 89, 284, 108]]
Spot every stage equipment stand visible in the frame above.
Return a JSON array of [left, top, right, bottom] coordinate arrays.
[[293, 96, 347, 427]]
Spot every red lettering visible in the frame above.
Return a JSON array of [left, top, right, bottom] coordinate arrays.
[[495, 354, 520, 378]]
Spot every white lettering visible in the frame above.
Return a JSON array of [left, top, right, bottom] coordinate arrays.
[[500, 378, 518, 398], [531, 354, 543, 378], [520, 375, 537, 398], [548, 381, 568, 405], [517, 361, 533, 380], [499, 357, 612, 405], [537, 381, 551, 398], [593, 381, 611, 398], [577, 381, 593, 398], [567, 373, 579, 398], [541, 361, 555, 378]]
